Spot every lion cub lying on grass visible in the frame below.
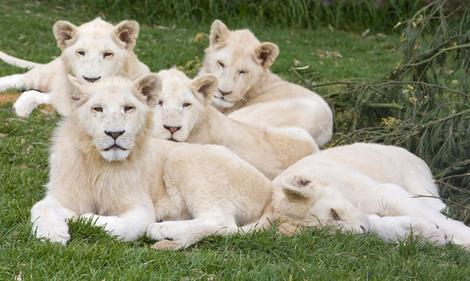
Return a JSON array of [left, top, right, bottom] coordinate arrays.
[[152, 68, 318, 179], [31, 74, 272, 249], [260, 143, 470, 249], [0, 17, 149, 117], [200, 20, 333, 146]]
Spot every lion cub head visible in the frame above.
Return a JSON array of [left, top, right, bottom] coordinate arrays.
[[272, 174, 370, 235], [55, 17, 141, 83], [69, 73, 161, 161], [201, 20, 279, 109], [152, 68, 218, 142]]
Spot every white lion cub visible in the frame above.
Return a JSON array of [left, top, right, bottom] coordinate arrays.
[[152, 68, 318, 179], [200, 20, 333, 146], [264, 143, 469, 249], [0, 17, 149, 117], [31, 74, 272, 250]]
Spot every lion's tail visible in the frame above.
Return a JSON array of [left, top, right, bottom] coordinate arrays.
[[0, 51, 41, 69]]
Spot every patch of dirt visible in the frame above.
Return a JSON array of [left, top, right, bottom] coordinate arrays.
[[0, 91, 20, 105]]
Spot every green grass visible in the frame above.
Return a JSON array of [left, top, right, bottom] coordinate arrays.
[[0, 1, 469, 280]]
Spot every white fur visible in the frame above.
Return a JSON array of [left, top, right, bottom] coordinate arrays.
[[31, 196, 76, 245], [265, 143, 469, 249], [31, 75, 161, 244], [13, 90, 51, 117], [30, 75, 272, 249], [200, 20, 333, 146], [367, 215, 448, 245], [0, 51, 39, 69], [152, 68, 319, 179], [0, 18, 149, 117], [147, 143, 272, 249]]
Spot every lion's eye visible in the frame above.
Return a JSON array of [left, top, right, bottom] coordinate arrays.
[[217, 60, 225, 68], [182, 102, 192, 108], [92, 106, 103, 112], [158, 100, 164, 106], [77, 50, 86, 56], [239, 70, 248, 75], [103, 52, 113, 59], [124, 105, 135, 113]]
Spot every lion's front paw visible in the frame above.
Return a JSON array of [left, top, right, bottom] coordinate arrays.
[[13, 91, 37, 117], [146, 221, 187, 242], [33, 217, 70, 245], [147, 222, 187, 250], [389, 217, 449, 245], [409, 220, 449, 245], [81, 213, 125, 240], [146, 222, 167, 241], [336, 220, 369, 234]]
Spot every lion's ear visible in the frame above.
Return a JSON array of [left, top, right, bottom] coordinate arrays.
[[254, 42, 279, 68], [133, 73, 162, 107], [281, 175, 315, 201], [209, 20, 230, 47], [68, 75, 89, 107], [53, 20, 78, 49], [191, 74, 218, 105], [113, 20, 140, 50]]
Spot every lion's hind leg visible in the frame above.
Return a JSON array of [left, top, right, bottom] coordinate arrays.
[[0, 73, 27, 92], [147, 215, 239, 250]]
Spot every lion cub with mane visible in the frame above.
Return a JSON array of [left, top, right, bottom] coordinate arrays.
[[0, 18, 149, 117], [31, 74, 272, 250], [152, 68, 318, 179], [200, 20, 333, 146]]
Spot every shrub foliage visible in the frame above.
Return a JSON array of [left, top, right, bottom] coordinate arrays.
[[41, 0, 432, 31], [310, 1, 470, 222]]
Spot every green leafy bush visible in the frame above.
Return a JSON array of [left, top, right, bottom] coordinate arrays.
[[39, 0, 432, 31], [310, 1, 470, 222]]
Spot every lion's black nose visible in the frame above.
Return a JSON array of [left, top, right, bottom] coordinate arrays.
[[104, 130, 125, 140], [163, 125, 181, 134], [218, 89, 232, 96], [83, 76, 101, 83]]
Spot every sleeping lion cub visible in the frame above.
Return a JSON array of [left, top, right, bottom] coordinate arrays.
[[200, 20, 333, 146], [30, 74, 272, 250], [250, 143, 470, 249]]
